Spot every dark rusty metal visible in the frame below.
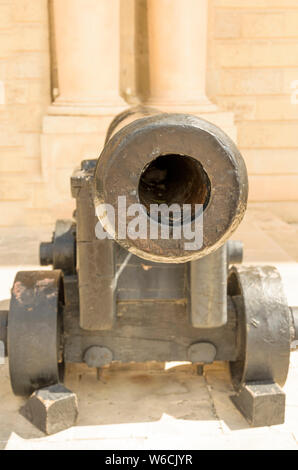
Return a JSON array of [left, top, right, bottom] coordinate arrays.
[[290, 306, 298, 347], [0, 310, 8, 357], [5, 107, 296, 431], [40, 242, 53, 266], [84, 346, 113, 368], [21, 384, 78, 435], [72, 160, 115, 331], [188, 342, 217, 364], [8, 270, 64, 396], [93, 108, 248, 263], [228, 265, 291, 389], [228, 265, 292, 426], [188, 245, 227, 328], [40, 219, 76, 275]]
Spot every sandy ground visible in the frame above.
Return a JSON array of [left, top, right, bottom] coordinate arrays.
[[0, 207, 297, 450]]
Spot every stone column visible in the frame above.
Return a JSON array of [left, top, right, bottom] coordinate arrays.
[[145, 0, 216, 112], [42, 0, 126, 222], [51, 0, 126, 114]]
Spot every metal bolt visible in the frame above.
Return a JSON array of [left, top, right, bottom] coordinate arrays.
[[84, 346, 113, 368], [188, 342, 217, 364], [40, 242, 54, 266]]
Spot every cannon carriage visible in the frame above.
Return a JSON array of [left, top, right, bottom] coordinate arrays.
[[2, 107, 297, 430]]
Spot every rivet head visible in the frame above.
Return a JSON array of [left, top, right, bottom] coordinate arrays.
[[84, 346, 113, 368], [188, 342, 217, 364]]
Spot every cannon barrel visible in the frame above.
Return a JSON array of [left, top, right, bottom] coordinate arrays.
[[93, 107, 248, 263]]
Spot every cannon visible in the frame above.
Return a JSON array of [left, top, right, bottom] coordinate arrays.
[[2, 107, 298, 431]]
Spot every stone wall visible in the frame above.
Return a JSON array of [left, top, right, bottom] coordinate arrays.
[[208, 0, 298, 214], [0, 0, 51, 226]]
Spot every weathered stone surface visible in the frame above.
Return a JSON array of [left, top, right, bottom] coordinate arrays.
[[21, 384, 78, 435]]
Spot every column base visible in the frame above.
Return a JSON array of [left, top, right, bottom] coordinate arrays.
[[196, 110, 237, 141], [144, 100, 237, 141], [48, 100, 127, 116], [40, 108, 125, 221], [144, 96, 218, 114]]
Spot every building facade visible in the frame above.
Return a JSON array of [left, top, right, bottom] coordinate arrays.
[[0, 0, 297, 226]]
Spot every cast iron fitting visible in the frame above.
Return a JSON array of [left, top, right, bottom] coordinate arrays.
[[94, 108, 248, 263], [290, 306, 298, 348], [40, 241, 54, 266]]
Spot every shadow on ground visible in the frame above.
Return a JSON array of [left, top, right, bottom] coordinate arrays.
[[0, 360, 252, 449]]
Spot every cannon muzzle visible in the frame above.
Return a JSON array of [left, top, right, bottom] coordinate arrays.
[[94, 107, 248, 263]]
